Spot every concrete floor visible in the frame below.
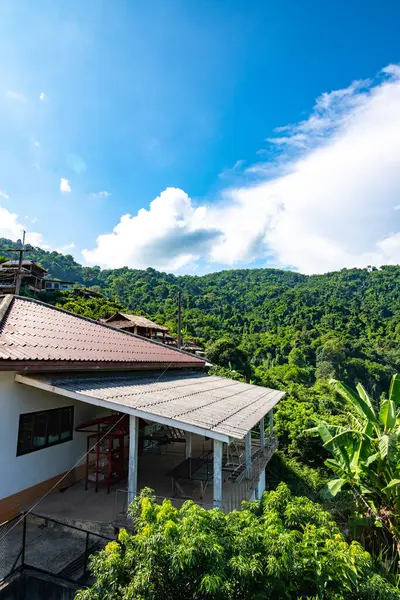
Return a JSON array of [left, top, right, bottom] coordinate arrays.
[[0, 516, 109, 583], [29, 436, 242, 527]]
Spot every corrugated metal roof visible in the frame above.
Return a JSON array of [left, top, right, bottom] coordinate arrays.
[[0, 296, 204, 368], [105, 312, 169, 332], [16, 371, 285, 441]]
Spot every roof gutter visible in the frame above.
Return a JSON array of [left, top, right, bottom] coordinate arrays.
[[0, 360, 205, 372]]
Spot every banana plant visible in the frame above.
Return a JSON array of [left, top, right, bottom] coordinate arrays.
[[309, 374, 400, 555]]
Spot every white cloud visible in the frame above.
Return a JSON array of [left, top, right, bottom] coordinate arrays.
[[6, 90, 27, 103], [32, 138, 40, 148], [0, 190, 9, 200], [82, 188, 220, 271], [39, 92, 46, 100], [91, 191, 111, 198], [0, 204, 44, 247], [56, 242, 76, 254], [60, 178, 71, 193], [84, 64, 400, 274]]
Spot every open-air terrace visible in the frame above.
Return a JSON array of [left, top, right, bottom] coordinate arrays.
[[29, 430, 278, 530]]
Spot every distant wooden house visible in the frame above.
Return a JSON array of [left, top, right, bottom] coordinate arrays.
[[0, 260, 47, 294], [104, 311, 169, 341]]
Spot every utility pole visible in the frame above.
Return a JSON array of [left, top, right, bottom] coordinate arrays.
[[177, 291, 182, 350], [8, 230, 27, 295]]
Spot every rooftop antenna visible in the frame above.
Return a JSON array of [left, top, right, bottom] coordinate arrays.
[[7, 230, 27, 295]]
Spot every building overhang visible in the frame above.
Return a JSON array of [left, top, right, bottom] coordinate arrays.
[[15, 371, 285, 444]]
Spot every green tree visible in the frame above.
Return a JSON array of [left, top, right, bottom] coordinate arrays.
[[206, 336, 249, 378], [310, 374, 400, 559], [76, 485, 399, 600]]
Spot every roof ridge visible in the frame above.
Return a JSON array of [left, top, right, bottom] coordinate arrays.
[[109, 311, 169, 330], [10, 295, 204, 362], [0, 295, 14, 327]]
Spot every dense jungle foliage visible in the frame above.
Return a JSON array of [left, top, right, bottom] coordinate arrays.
[[3, 237, 400, 593]]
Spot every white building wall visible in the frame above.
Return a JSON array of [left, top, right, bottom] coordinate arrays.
[[0, 372, 106, 500]]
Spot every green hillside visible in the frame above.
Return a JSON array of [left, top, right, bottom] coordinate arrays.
[[1, 237, 399, 395]]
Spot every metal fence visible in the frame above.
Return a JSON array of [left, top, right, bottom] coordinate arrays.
[[0, 513, 114, 585], [223, 437, 278, 512]]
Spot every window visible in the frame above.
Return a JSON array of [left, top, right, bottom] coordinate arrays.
[[17, 406, 74, 456]]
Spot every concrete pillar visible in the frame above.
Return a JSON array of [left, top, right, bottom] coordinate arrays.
[[185, 431, 192, 459], [259, 416, 265, 449], [245, 432, 252, 476], [134, 325, 138, 335], [257, 470, 266, 497], [269, 410, 274, 435], [213, 439, 223, 508], [128, 415, 139, 505]]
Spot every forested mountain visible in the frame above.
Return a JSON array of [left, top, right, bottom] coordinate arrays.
[[1, 236, 399, 395]]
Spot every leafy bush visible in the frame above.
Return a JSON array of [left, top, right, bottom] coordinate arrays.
[[76, 485, 400, 600]]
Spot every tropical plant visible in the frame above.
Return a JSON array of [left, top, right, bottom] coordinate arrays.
[[75, 485, 400, 600], [310, 374, 400, 560]]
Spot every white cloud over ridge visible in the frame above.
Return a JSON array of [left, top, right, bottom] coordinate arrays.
[[0, 204, 44, 247], [84, 64, 400, 274], [83, 188, 221, 270]]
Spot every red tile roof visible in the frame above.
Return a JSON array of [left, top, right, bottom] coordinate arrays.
[[0, 296, 205, 370]]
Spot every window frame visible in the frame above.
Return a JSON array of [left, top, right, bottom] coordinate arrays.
[[17, 406, 74, 457]]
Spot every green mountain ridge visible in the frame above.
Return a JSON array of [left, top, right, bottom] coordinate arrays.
[[1, 237, 400, 394]]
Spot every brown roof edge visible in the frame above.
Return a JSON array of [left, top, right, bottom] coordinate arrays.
[[3, 361, 205, 372], [0, 295, 14, 326], [1, 295, 205, 365]]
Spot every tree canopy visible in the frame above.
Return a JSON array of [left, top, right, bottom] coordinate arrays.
[[76, 485, 400, 600]]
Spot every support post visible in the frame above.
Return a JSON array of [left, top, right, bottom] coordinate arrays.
[[185, 431, 192, 459], [213, 439, 223, 508], [245, 432, 252, 477], [21, 513, 27, 568], [128, 415, 139, 506], [83, 532, 90, 576], [259, 416, 265, 449], [269, 410, 274, 436]]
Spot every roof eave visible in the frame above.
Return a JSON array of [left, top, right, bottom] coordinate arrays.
[[0, 359, 205, 372]]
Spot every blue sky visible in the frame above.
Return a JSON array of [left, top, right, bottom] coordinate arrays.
[[1, 0, 400, 274]]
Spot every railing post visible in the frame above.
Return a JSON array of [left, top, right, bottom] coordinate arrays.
[[245, 432, 252, 479], [83, 532, 90, 577], [21, 512, 27, 568], [260, 416, 265, 449], [269, 410, 274, 436]]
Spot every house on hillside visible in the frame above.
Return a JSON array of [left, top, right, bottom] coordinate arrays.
[[0, 260, 75, 295], [0, 294, 284, 529], [0, 260, 47, 294], [104, 311, 169, 341], [43, 279, 74, 291]]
